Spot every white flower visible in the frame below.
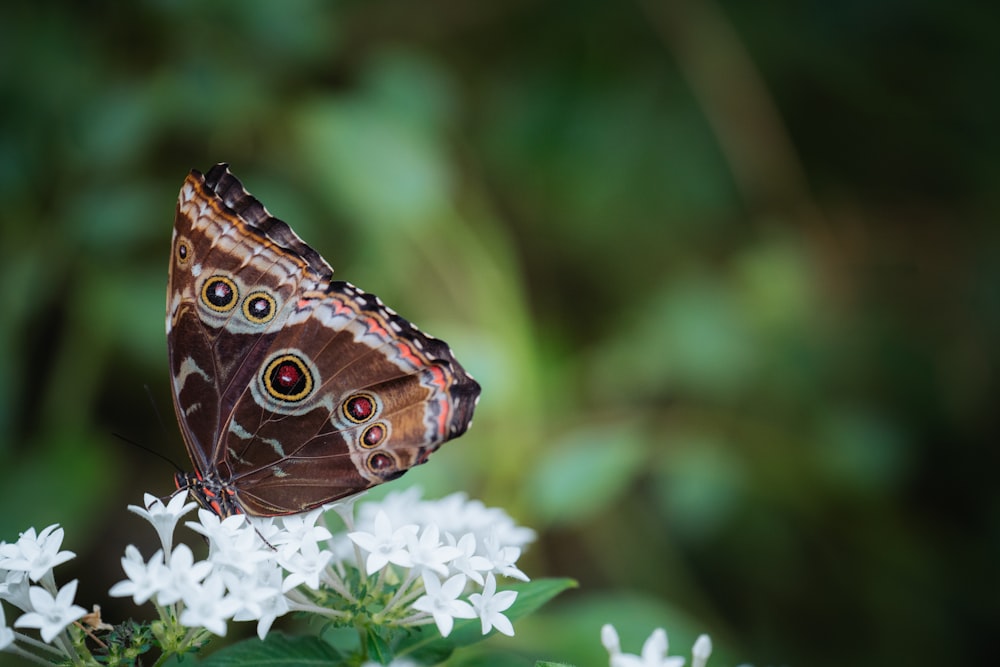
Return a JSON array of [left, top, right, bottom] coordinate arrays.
[[249, 588, 290, 640], [468, 573, 517, 636], [0, 524, 75, 582], [272, 509, 333, 552], [230, 564, 289, 640], [422, 492, 536, 549], [0, 603, 15, 650], [128, 493, 197, 555], [482, 532, 529, 582], [355, 489, 536, 552], [412, 573, 475, 638], [0, 569, 31, 611], [179, 572, 241, 637], [601, 624, 687, 667], [446, 533, 492, 585], [278, 539, 334, 592], [405, 524, 462, 577], [325, 493, 364, 530], [108, 545, 167, 605], [348, 510, 416, 575], [205, 520, 272, 576], [13, 579, 87, 643], [186, 509, 250, 545], [692, 634, 712, 667], [327, 530, 359, 564], [222, 567, 272, 621], [248, 516, 283, 548], [156, 544, 213, 605], [358, 487, 423, 527], [602, 624, 623, 655]]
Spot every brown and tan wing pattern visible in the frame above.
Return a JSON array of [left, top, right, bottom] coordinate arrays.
[[167, 164, 480, 516]]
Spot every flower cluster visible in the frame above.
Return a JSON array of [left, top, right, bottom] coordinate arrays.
[[108, 488, 533, 649], [0, 525, 88, 663], [108, 492, 296, 643], [0, 488, 535, 664], [342, 486, 534, 637], [601, 624, 713, 667]]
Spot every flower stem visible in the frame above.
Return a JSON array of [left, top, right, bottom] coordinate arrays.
[[380, 568, 418, 615], [13, 631, 64, 655], [5, 643, 53, 666]]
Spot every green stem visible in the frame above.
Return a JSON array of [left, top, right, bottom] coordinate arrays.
[[380, 568, 418, 615], [12, 632, 64, 655], [5, 642, 53, 665], [322, 566, 357, 603]]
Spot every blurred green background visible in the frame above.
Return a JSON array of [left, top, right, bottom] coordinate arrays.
[[1, 0, 996, 665]]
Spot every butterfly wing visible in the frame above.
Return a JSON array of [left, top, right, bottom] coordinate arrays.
[[220, 281, 480, 515], [167, 164, 480, 516]]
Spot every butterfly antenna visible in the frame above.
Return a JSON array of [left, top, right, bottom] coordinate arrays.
[[253, 524, 278, 552], [144, 384, 172, 437], [111, 432, 185, 474]]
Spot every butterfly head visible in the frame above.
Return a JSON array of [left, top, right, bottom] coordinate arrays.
[[174, 471, 244, 518]]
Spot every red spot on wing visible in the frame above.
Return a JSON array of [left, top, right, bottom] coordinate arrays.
[[394, 342, 422, 368], [426, 366, 451, 436], [347, 395, 375, 420], [277, 363, 302, 387], [331, 298, 353, 316], [364, 423, 386, 446], [365, 316, 389, 339], [437, 398, 451, 437]]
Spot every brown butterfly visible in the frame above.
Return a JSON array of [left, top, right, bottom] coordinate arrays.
[[167, 164, 480, 517]]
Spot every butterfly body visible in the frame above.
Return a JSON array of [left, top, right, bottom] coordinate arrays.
[[167, 164, 480, 517]]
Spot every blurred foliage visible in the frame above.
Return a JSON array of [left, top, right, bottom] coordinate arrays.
[[0, 0, 997, 666]]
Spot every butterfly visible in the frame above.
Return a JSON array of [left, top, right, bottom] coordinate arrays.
[[167, 164, 480, 517]]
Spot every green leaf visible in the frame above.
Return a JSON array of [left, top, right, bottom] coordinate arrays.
[[400, 578, 577, 663], [536, 662, 576, 667], [364, 626, 394, 666], [293, 89, 451, 232], [525, 426, 646, 526], [191, 633, 345, 667]]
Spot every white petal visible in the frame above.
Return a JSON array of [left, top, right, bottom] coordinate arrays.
[[692, 634, 713, 667], [601, 624, 621, 654]]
